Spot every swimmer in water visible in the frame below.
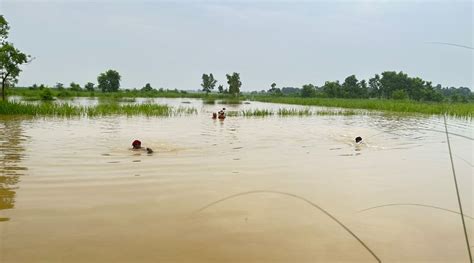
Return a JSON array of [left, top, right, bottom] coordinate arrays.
[[212, 112, 217, 119], [355, 136, 362, 143], [218, 108, 226, 119], [132, 140, 153, 154]]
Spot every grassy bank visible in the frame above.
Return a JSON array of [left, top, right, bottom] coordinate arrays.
[[251, 97, 474, 118], [0, 101, 197, 117]]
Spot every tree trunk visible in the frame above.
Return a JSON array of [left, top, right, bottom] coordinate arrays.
[[1, 80, 4, 101]]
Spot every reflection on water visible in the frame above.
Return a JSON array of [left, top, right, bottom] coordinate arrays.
[[0, 117, 27, 221], [0, 98, 472, 262]]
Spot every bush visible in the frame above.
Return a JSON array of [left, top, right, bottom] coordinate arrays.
[[40, 88, 54, 101], [392, 89, 408, 100], [57, 90, 73, 98]]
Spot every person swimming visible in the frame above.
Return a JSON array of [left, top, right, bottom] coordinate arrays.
[[132, 140, 153, 154], [355, 136, 362, 143], [218, 108, 226, 119], [212, 112, 217, 119]]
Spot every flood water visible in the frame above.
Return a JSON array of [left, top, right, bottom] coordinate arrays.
[[0, 98, 472, 262]]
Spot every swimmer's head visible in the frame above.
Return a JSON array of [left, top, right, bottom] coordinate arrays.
[[132, 140, 142, 149], [355, 136, 362, 143]]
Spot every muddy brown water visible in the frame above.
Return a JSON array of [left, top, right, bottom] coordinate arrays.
[[0, 98, 472, 262]]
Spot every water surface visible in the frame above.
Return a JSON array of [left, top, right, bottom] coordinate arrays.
[[0, 98, 472, 262]]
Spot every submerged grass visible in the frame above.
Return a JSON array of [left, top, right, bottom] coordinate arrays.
[[252, 97, 474, 118], [224, 108, 358, 117], [242, 109, 272, 117], [0, 101, 196, 117]]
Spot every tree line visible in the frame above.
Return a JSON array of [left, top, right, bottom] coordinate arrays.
[[265, 72, 473, 103]]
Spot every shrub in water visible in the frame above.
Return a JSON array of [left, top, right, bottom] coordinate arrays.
[[40, 88, 54, 101]]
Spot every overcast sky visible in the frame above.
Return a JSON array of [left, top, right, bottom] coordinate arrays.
[[1, 0, 472, 91]]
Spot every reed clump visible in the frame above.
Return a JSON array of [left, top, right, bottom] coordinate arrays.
[[0, 101, 196, 117], [242, 109, 272, 117]]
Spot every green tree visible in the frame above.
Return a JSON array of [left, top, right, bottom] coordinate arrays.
[[217, 84, 224, 93], [55, 82, 64, 90], [359, 79, 369, 98], [201, 73, 217, 94], [69, 82, 81, 91], [0, 15, 9, 43], [322, 81, 342, 98], [268, 82, 282, 96], [40, 88, 54, 101], [301, 84, 316, 98], [0, 16, 31, 101], [97, 69, 121, 92], [141, 83, 154, 92], [379, 71, 409, 99], [391, 89, 408, 100], [226, 72, 241, 95], [368, 74, 381, 98], [342, 75, 360, 98], [84, 82, 95, 91]]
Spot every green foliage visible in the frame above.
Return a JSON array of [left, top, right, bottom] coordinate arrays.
[[268, 82, 282, 96], [141, 83, 154, 92], [203, 98, 216, 104], [84, 82, 95, 91], [201, 73, 217, 94], [40, 88, 54, 101], [0, 15, 9, 43], [241, 109, 272, 117], [368, 74, 381, 97], [301, 84, 316, 98], [226, 72, 241, 95], [0, 101, 197, 117], [69, 82, 81, 91], [0, 44, 30, 100], [219, 97, 242, 104], [252, 96, 473, 118], [315, 71, 471, 102], [322, 81, 342, 98], [0, 16, 31, 101], [391, 89, 408, 100], [217, 84, 224, 93], [57, 90, 73, 98], [97, 69, 121, 92], [55, 82, 64, 90], [277, 108, 312, 116]]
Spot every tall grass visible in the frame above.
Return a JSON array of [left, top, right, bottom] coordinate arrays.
[[0, 101, 196, 117], [252, 97, 474, 118], [219, 98, 242, 105], [242, 109, 272, 116]]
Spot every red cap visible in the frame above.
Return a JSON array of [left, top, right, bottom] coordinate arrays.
[[132, 140, 141, 147]]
